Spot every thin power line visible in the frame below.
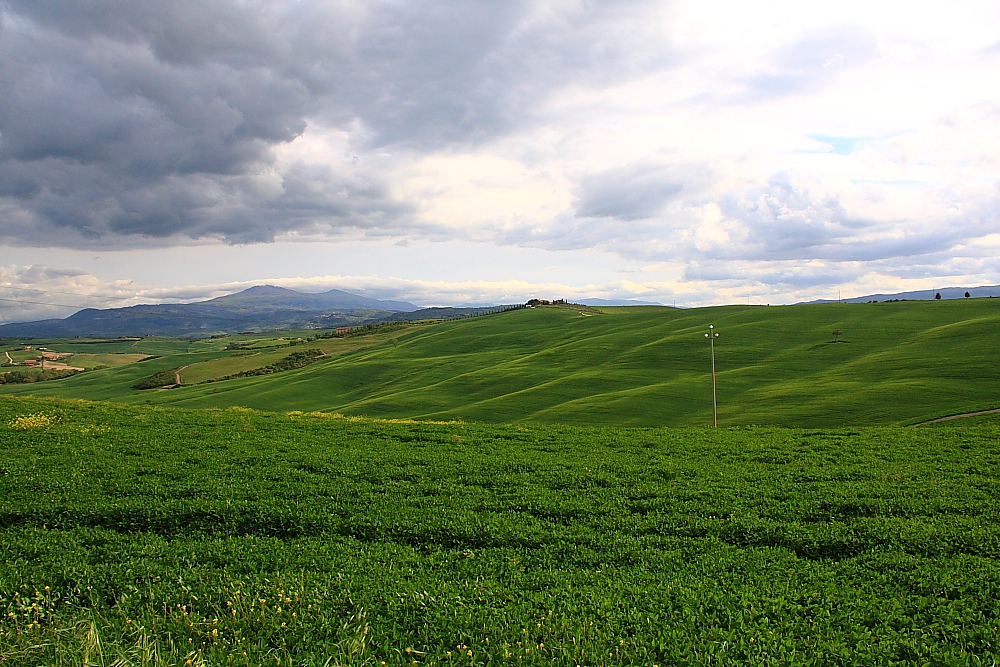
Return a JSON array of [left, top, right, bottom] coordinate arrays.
[[2, 286, 131, 302], [0, 296, 91, 309]]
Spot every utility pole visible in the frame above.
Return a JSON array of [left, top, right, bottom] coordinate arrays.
[[705, 325, 719, 427]]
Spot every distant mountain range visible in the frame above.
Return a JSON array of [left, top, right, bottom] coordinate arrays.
[[0, 285, 420, 338], [801, 284, 1000, 304], [207, 285, 419, 312]]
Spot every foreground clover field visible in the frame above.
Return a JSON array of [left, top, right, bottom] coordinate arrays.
[[2, 396, 999, 665]]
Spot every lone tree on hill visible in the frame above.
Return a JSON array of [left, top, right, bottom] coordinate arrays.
[[832, 329, 843, 342], [935, 292, 942, 300], [965, 291, 971, 298]]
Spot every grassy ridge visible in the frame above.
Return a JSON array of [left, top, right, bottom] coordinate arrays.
[[2, 396, 999, 665], [4, 299, 1000, 427]]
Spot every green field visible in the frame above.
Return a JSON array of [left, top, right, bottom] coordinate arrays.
[[178, 330, 418, 384], [0, 327, 418, 400], [64, 353, 152, 370], [4, 299, 1000, 427], [2, 396, 999, 665], [4, 302, 999, 665]]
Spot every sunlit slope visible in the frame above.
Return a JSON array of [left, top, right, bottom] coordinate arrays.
[[2, 351, 227, 402], [5, 299, 999, 426]]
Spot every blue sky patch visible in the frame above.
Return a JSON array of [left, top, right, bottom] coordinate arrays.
[[806, 135, 866, 155]]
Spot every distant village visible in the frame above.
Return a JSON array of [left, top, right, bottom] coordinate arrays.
[[4, 346, 82, 371], [525, 299, 568, 307]]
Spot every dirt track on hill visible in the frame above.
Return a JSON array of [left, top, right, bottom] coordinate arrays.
[[42, 361, 85, 372], [914, 408, 1000, 426]]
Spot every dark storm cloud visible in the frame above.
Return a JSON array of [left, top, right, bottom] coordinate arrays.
[[0, 0, 672, 248], [336, 0, 673, 149], [0, 0, 342, 245]]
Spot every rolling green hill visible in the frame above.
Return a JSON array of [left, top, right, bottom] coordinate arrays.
[[4, 299, 1000, 427]]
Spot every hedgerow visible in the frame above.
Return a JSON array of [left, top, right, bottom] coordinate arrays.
[[209, 349, 325, 381], [132, 367, 180, 390]]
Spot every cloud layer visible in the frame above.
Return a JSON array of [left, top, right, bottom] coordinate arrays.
[[2, 0, 1000, 306], [0, 0, 670, 246]]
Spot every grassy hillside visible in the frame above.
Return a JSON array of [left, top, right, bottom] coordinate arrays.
[[2, 396, 999, 665], [0, 328, 417, 399], [4, 299, 1000, 427]]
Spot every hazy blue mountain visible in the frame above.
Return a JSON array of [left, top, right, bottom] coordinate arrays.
[[802, 285, 1000, 304], [0, 285, 418, 338], [207, 285, 419, 312]]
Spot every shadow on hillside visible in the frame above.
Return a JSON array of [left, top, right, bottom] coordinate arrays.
[[807, 341, 852, 350]]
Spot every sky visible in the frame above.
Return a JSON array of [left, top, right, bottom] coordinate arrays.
[[2, 0, 1000, 322]]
